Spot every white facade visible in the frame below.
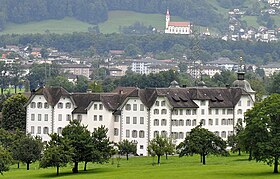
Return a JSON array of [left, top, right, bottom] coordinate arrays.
[[26, 83, 255, 156]]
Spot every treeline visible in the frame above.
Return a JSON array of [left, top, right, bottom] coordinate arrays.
[[0, 0, 226, 31], [1, 33, 280, 64]]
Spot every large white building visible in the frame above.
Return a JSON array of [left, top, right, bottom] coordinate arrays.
[[165, 9, 191, 35], [26, 72, 255, 156]]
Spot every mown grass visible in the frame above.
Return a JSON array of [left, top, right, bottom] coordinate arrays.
[[2, 154, 279, 179]]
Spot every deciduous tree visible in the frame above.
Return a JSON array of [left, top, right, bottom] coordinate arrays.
[[0, 146, 12, 175], [118, 139, 137, 160], [147, 135, 166, 165]]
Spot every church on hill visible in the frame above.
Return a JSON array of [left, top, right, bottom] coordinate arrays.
[[164, 9, 192, 35]]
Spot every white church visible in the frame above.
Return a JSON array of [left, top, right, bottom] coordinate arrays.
[[25, 71, 255, 156], [164, 9, 192, 35]]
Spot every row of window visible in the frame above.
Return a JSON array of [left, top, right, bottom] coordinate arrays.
[[155, 100, 166, 106], [93, 104, 103, 110], [125, 117, 145, 125], [30, 102, 72, 109], [93, 115, 103, 121], [125, 104, 145, 111], [152, 108, 241, 116], [124, 130, 145, 138], [30, 126, 62, 135], [238, 100, 251, 107], [30, 114, 71, 121]]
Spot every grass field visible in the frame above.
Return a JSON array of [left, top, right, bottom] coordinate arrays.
[[2, 154, 279, 179], [0, 11, 185, 35], [0, 17, 93, 35]]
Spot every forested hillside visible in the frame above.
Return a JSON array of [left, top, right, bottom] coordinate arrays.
[[0, 0, 251, 32]]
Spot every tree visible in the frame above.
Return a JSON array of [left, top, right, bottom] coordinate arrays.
[[0, 146, 12, 175], [147, 135, 167, 165], [243, 94, 280, 173], [177, 124, 228, 165], [2, 94, 28, 131], [90, 125, 112, 169], [118, 139, 137, 160], [164, 138, 175, 160], [61, 120, 91, 173], [17, 135, 43, 170], [10, 63, 24, 93], [268, 72, 280, 94], [40, 133, 72, 175]]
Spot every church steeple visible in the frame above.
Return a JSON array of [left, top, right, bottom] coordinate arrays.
[[166, 9, 170, 29]]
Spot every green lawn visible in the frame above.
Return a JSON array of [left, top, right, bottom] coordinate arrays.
[[0, 17, 93, 35], [99, 10, 185, 34], [2, 155, 279, 179], [241, 16, 260, 28]]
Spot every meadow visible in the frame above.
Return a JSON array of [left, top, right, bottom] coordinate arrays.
[[2, 154, 279, 179]]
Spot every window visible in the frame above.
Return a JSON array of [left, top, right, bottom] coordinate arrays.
[[37, 102, 42, 108], [228, 118, 233, 125], [31, 102, 36, 108], [238, 101, 242, 106], [57, 127, 62, 134], [114, 116, 119, 122], [192, 109, 197, 115], [126, 117, 130, 124], [99, 115, 103, 121], [161, 101, 166, 106], [154, 131, 159, 137], [222, 109, 226, 114], [154, 109, 159, 115], [179, 132, 184, 139], [155, 101, 159, 106], [67, 114, 71, 121], [228, 131, 234, 136], [99, 104, 103, 110], [201, 109, 205, 115], [125, 104, 131, 111], [208, 109, 212, 115], [77, 114, 82, 121], [132, 130, 137, 138], [209, 119, 213, 126], [38, 114, 41, 121], [31, 114, 35, 121], [139, 130, 145, 138], [221, 119, 227, 125], [114, 128, 119, 136], [37, 126, 41, 134], [221, 131, 226, 138], [186, 119, 191, 126], [44, 102, 49, 109], [140, 104, 144, 111], [237, 118, 243, 125], [133, 104, 137, 111], [247, 100, 251, 106], [58, 114, 62, 121], [140, 145, 144, 149], [215, 118, 219, 126], [31, 126, 35, 134], [172, 132, 178, 139], [192, 119, 196, 126], [43, 127, 49, 134], [65, 102, 71, 109], [172, 120, 178, 126], [57, 102, 63, 109], [94, 104, 98, 110], [214, 131, 219, 136], [154, 119, 159, 126], [201, 119, 206, 126], [200, 100, 206, 106], [179, 119, 184, 126], [215, 109, 219, 115], [161, 119, 167, 126], [227, 109, 233, 115], [126, 130, 130, 138], [44, 114, 48, 121], [140, 117, 144, 124], [237, 109, 242, 114], [161, 109, 167, 114], [173, 109, 178, 115], [180, 109, 183, 115], [133, 117, 137, 124], [161, 131, 167, 137], [186, 109, 191, 115]]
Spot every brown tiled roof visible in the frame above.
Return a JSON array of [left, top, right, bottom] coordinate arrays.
[[71, 93, 100, 114], [34, 87, 70, 106]]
